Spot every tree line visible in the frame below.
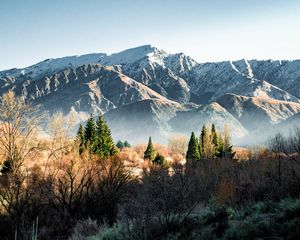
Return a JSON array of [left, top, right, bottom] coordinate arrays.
[[76, 114, 117, 158], [186, 124, 235, 166]]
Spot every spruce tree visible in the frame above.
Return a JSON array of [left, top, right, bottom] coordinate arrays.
[[211, 123, 218, 147], [84, 115, 96, 147], [200, 125, 208, 158], [124, 140, 131, 148], [186, 132, 200, 165], [215, 132, 225, 158], [116, 140, 125, 149], [95, 115, 117, 158], [76, 123, 85, 154], [211, 123, 219, 158], [144, 137, 155, 161]]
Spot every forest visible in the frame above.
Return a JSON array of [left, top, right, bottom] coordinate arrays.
[[0, 91, 299, 240]]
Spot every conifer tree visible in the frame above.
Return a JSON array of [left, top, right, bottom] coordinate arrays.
[[211, 123, 219, 158], [144, 137, 155, 161], [186, 132, 200, 165], [94, 115, 117, 158], [200, 125, 209, 158], [211, 123, 218, 147], [124, 140, 131, 148], [215, 132, 225, 158], [76, 123, 85, 154], [198, 135, 202, 159], [84, 115, 96, 146], [116, 140, 125, 149], [226, 145, 236, 159], [153, 154, 165, 166]]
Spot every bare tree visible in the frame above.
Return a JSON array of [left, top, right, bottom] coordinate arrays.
[[168, 135, 188, 156], [269, 133, 286, 186], [0, 90, 42, 173]]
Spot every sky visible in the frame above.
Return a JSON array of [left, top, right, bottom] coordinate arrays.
[[0, 0, 299, 70]]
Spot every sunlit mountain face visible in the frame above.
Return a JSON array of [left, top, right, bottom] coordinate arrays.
[[1, 45, 300, 144]]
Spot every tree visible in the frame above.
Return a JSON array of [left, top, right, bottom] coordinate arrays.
[[168, 135, 188, 156], [0, 90, 41, 173], [144, 137, 155, 161], [0, 91, 44, 237], [153, 154, 165, 166], [224, 124, 231, 150], [84, 115, 96, 148], [186, 132, 200, 166], [270, 133, 286, 186], [94, 115, 117, 158], [200, 125, 209, 159], [211, 124, 218, 147], [116, 140, 125, 149], [76, 124, 85, 154], [124, 140, 131, 148], [215, 132, 225, 158]]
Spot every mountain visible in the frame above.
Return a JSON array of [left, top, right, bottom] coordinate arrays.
[[216, 93, 300, 130], [188, 60, 300, 103], [104, 99, 182, 143], [1, 45, 300, 144], [169, 102, 248, 139]]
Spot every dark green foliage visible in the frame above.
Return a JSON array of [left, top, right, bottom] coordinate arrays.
[[124, 140, 131, 148], [76, 123, 85, 154], [0, 159, 11, 174], [144, 137, 155, 161], [94, 115, 117, 158], [215, 144, 224, 158], [200, 125, 207, 158], [226, 145, 236, 159], [116, 140, 131, 149], [89, 198, 300, 240], [186, 132, 200, 164], [153, 154, 165, 166], [84, 115, 96, 145], [211, 123, 218, 147], [116, 140, 125, 149], [77, 114, 117, 158]]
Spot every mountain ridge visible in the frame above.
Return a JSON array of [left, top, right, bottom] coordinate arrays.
[[1, 45, 300, 144]]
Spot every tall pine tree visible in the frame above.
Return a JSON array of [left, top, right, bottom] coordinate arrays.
[[211, 123, 219, 158], [200, 125, 208, 158], [84, 115, 96, 148], [144, 136, 155, 161], [186, 132, 200, 166], [211, 124, 218, 147], [76, 123, 85, 154], [94, 115, 117, 158]]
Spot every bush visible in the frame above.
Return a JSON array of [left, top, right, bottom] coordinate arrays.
[[69, 218, 100, 240]]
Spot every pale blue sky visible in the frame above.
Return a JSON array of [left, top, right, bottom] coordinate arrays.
[[0, 0, 299, 70]]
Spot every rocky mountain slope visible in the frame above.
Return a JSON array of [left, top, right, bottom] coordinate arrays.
[[1, 45, 300, 144]]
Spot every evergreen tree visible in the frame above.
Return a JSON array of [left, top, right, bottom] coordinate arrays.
[[94, 115, 117, 158], [211, 123, 218, 147], [200, 125, 208, 158], [84, 115, 96, 147], [226, 145, 236, 159], [211, 123, 219, 158], [116, 140, 125, 149], [76, 123, 85, 154], [186, 132, 200, 165], [153, 154, 165, 166], [144, 137, 155, 161], [124, 140, 131, 148], [215, 132, 225, 158]]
